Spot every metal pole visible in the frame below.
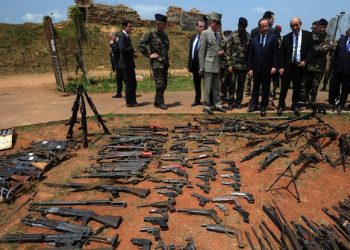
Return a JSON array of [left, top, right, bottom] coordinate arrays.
[[333, 12, 345, 41]]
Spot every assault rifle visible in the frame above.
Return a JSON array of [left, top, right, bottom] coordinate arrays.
[[258, 148, 292, 172], [240, 140, 285, 162], [177, 208, 222, 224], [28, 207, 122, 228]]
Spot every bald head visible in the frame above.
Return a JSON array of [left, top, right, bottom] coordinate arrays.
[[290, 17, 302, 33]]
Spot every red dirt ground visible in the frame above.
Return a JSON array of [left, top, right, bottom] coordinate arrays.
[[0, 114, 349, 249]]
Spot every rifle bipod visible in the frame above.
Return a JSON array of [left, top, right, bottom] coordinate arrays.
[[66, 84, 110, 148]]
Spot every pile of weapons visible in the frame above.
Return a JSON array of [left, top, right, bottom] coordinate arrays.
[[1, 201, 123, 248], [196, 114, 347, 202], [0, 139, 76, 203], [242, 198, 350, 250]]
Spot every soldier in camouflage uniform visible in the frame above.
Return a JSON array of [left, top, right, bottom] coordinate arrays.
[[220, 29, 232, 105], [139, 14, 169, 110], [303, 19, 332, 102], [226, 17, 250, 109]]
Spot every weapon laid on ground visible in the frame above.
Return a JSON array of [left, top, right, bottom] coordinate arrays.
[[240, 140, 285, 162], [21, 216, 92, 236], [191, 193, 210, 207], [215, 204, 229, 216], [322, 207, 350, 235], [157, 190, 178, 199], [140, 227, 160, 241], [138, 199, 176, 212], [244, 230, 256, 250], [131, 237, 152, 250], [28, 207, 122, 228], [30, 199, 127, 208], [258, 148, 292, 172], [211, 196, 249, 223], [154, 184, 183, 194], [177, 208, 222, 224], [201, 223, 237, 234], [144, 215, 169, 230], [44, 181, 150, 198], [196, 183, 211, 194], [222, 181, 241, 192], [252, 226, 267, 250], [1, 233, 118, 248], [230, 192, 255, 203]]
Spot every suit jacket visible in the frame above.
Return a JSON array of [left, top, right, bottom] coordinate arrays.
[[333, 35, 350, 74], [110, 41, 120, 70], [279, 30, 313, 73], [248, 33, 278, 74], [198, 27, 222, 73], [118, 32, 135, 69], [188, 34, 200, 72]]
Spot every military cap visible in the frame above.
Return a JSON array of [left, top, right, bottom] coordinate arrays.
[[238, 17, 248, 26], [318, 18, 328, 26], [223, 30, 232, 36], [275, 25, 282, 31], [155, 14, 167, 22], [209, 12, 222, 22]]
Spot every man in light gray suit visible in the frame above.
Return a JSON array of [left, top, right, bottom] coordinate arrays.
[[198, 12, 226, 114]]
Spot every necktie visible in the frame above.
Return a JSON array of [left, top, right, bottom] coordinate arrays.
[[194, 36, 199, 59], [214, 32, 219, 42], [260, 35, 265, 47], [347, 38, 350, 52], [293, 33, 299, 62]]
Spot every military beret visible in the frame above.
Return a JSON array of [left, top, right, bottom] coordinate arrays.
[[275, 25, 282, 31], [155, 14, 167, 22], [318, 18, 328, 26], [238, 17, 248, 26]]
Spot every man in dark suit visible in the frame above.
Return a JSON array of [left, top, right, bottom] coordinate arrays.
[[330, 28, 350, 112], [110, 32, 123, 98], [188, 19, 205, 106], [118, 20, 139, 107], [277, 17, 313, 116], [247, 19, 279, 116]]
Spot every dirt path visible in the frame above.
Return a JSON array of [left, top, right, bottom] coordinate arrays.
[[0, 70, 335, 128]]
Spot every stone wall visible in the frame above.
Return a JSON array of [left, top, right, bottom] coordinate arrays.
[[74, 2, 206, 30], [166, 6, 206, 31]]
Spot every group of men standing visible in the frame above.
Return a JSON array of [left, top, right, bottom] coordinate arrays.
[[188, 11, 350, 116], [109, 14, 169, 109], [109, 11, 350, 116]]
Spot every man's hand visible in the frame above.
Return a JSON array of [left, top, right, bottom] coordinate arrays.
[[227, 66, 233, 73], [271, 67, 277, 75], [279, 68, 285, 76], [298, 61, 306, 67], [150, 53, 159, 59], [218, 50, 225, 56], [248, 70, 253, 77], [199, 69, 204, 76]]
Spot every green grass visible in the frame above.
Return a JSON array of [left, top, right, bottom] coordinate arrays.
[[65, 75, 194, 93]]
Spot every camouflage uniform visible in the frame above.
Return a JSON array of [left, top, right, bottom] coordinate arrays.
[[220, 33, 232, 103], [303, 33, 331, 102], [139, 28, 169, 105], [226, 30, 250, 106]]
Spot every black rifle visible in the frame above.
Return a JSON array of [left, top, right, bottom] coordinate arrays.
[[177, 208, 222, 224], [258, 149, 292, 172], [21, 216, 92, 236], [138, 199, 176, 212], [140, 227, 160, 241], [30, 200, 127, 208], [240, 140, 285, 162], [44, 181, 150, 198], [1, 232, 117, 248], [28, 207, 122, 228], [131, 237, 152, 250], [191, 192, 210, 207]]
